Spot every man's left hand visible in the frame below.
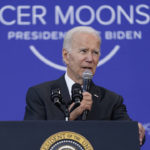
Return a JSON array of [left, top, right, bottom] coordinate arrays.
[[138, 122, 145, 146]]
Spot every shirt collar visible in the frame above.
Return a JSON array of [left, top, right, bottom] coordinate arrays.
[[65, 72, 75, 97]]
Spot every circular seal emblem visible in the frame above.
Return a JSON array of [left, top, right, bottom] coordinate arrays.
[[40, 131, 94, 150]]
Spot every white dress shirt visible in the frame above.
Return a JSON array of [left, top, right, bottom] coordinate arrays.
[[64, 72, 75, 97]]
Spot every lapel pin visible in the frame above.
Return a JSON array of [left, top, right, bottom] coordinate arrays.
[[94, 94, 99, 98]]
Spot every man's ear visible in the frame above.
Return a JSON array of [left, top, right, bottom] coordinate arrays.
[[62, 48, 69, 65]]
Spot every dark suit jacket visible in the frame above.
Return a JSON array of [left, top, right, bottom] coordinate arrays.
[[24, 75, 131, 120]]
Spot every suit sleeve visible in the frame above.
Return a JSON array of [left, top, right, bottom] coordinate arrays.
[[111, 95, 131, 120], [24, 87, 46, 120]]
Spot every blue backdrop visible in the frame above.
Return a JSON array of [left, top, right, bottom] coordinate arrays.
[[0, 0, 149, 149]]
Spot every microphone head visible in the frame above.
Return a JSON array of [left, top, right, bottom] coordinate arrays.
[[51, 86, 63, 105], [82, 70, 93, 80], [82, 70, 93, 92], [72, 83, 82, 91], [71, 83, 83, 104]]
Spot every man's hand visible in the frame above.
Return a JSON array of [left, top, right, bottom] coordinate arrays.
[[138, 122, 145, 146], [69, 92, 93, 120]]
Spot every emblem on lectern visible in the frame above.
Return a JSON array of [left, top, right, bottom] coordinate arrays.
[[40, 131, 93, 150]]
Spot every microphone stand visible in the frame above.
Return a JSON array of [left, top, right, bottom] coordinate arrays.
[[51, 87, 70, 121], [58, 103, 70, 122], [64, 107, 70, 121]]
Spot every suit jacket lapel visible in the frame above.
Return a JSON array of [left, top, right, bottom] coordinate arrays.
[[87, 81, 104, 119], [57, 75, 72, 105], [90, 81, 102, 102]]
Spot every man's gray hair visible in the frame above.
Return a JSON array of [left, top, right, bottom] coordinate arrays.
[[63, 26, 101, 51]]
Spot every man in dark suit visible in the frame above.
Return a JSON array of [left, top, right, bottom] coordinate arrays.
[[24, 26, 145, 145]]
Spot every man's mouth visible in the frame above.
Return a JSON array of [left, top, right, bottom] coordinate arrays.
[[82, 67, 92, 70]]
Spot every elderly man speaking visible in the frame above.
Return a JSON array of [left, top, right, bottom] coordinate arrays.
[[24, 26, 145, 145]]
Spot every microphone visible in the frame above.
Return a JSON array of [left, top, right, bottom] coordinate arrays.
[[83, 70, 93, 92], [82, 70, 93, 120], [51, 87, 63, 108], [51, 87, 70, 121], [70, 83, 83, 112]]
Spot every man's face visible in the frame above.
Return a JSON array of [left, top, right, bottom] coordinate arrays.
[[63, 32, 100, 83]]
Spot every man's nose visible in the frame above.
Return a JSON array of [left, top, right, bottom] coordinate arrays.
[[86, 53, 93, 62]]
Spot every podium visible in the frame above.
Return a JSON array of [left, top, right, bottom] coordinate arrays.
[[0, 121, 140, 150]]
